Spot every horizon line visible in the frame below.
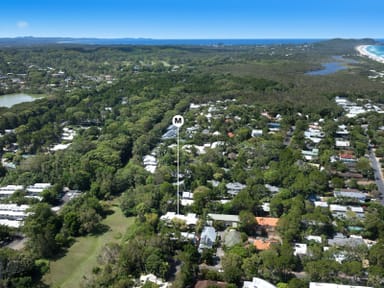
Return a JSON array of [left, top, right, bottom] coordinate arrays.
[[0, 36, 381, 40]]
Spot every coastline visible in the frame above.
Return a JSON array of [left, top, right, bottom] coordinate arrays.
[[356, 45, 384, 64]]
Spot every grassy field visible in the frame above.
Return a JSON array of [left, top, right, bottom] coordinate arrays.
[[43, 202, 133, 288]]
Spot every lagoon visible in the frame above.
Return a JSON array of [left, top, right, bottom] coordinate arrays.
[[0, 93, 43, 108], [305, 56, 357, 76], [306, 62, 347, 76]]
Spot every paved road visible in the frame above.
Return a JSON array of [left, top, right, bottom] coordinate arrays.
[[369, 149, 384, 204]]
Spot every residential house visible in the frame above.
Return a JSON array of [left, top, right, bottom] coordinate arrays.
[[243, 277, 277, 288], [314, 201, 329, 208], [253, 239, 278, 251], [302, 148, 319, 161], [161, 125, 178, 140], [0, 204, 30, 228], [255, 217, 279, 233], [261, 203, 271, 213], [138, 274, 169, 288], [207, 213, 240, 228], [335, 139, 351, 148], [160, 212, 199, 227], [333, 189, 366, 203], [329, 204, 365, 219], [338, 152, 357, 163], [198, 226, 217, 252], [26, 183, 51, 200], [0, 185, 24, 198], [143, 154, 157, 173], [305, 235, 322, 243], [181, 191, 194, 206], [62, 127, 76, 141], [327, 233, 366, 248], [251, 129, 263, 137], [336, 125, 349, 137], [293, 243, 308, 256], [305, 128, 325, 144], [226, 182, 246, 196], [253, 217, 280, 247], [264, 184, 280, 195], [267, 123, 280, 132]]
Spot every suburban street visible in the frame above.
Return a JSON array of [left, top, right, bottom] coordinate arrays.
[[368, 149, 384, 205]]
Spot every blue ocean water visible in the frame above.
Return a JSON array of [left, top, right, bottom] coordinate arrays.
[[366, 45, 384, 58], [59, 38, 324, 46]]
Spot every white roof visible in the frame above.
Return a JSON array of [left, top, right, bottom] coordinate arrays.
[[180, 199, 194, 206], [143, 155, 157, 163], [306, 235, 322, 243], [330, 205, 364, 214], [293, 243, 308, 256], [314, 201, 328, 208], [330, 204, 347, 212], [144, 165, 156, 173], [0, 219, 22, 228], [160, 212, 198, 226], [243, 277, 277, 288], [335, 140, 350, 147], [51, 143, 71, 151], [0, 204, 29, 211], [262, 203, 270, 212], [309, 282, 372, 288], [0, 185, 24, 191], [182, 192, 193, 199], [208, 213, 240, 222]]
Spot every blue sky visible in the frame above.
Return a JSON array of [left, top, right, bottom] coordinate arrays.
[[1, 0, 383, 39]]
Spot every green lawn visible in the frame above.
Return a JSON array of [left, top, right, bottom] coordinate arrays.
[[43, 203, 133, 288]]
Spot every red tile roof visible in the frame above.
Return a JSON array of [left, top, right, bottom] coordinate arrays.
[[255, 217, 279, 227], [253, 239, 278, 250]]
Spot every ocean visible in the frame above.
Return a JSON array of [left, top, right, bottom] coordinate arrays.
[[366, 45, 384, 58], [57, 38, 324, 46], [2, 37, 384, 47]]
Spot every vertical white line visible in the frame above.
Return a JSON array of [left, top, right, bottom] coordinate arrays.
[[177, 127, 180, 215], [172, 114, 184, 215]]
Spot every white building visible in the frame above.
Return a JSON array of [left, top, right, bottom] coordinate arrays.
[[160, 212, 198, 226], [329, 204, 365, 219], [310, 282, 372, 288], [26, 183, 51, 200], [226, 182, 247, 196], [181, 191, 194, 206], [0, 185, 24, 198], [198, 226, 216, 252], [138, 274, 169, 288], [143, 154, 157, 173], [293, 243, 308, 256], [243, 277, 277, 288], [207, 213, 240, 227], [0, 204, 30, 228], [306, 235, 322, 243]]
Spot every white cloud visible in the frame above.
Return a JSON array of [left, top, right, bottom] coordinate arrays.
[[17, 21, 29, 29]]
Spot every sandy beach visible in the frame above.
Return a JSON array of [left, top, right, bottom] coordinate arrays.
[[356, 45, 384, 64]]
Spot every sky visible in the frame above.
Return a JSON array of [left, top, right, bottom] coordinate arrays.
[[0, 0, 384, 39]]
